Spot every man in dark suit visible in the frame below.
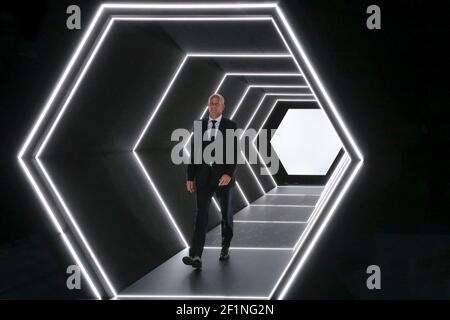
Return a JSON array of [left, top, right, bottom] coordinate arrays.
[[182, 93, 238, 269]]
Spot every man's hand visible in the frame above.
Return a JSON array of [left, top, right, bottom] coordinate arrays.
[[186, 180, 195, 193], [218, 174, 232, 186]]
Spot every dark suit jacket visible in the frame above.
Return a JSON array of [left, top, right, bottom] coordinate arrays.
[[186, 116, 238, 187]]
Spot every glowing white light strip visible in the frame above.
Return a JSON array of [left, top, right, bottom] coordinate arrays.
[[257, 11, 364, 299], [181, 78, 310, 209], [17, 8, 111, 298], [267, 157, 348, 299], [18, 160, 62, 232], [183, 77, 305, 147], [17, 4, 364, 301], [240, 93, 315, 137], [271, 20, 344, 139], [116, 294, 269, 300], [265, 194, 321, 196], [235, 89, 314, 146], [183, 74, 307, 205], [250, 97, 318, 188], [103, 3, 278, 9], [254, 100, 277, 144], [234, 91, 313, 124], [249, 204, 315, 208], [212, 199, 221, 211], [133, 151, 189, 248], [133, 55, 188, 151], [235, 181, 250, 206], [133, 58, 299, 213], [230, 86, 252, 119], [253, 98, 319, 144], [279, 162, 362, 299], [245, 85, 308, 88], [36, 19, 115, 158], [208, 74, 236, 209], [237, 92, 316, 192], [115, 14, 289, 183], [251, 140, 277, 187], [114, 17, 273, 21], [31, 15, 162, 298], [235, 220, 306, 224], [127, 7, 362, 301], [204, 246, 293, 251], [298, 157, 350, 246], [242, 150, 265, 194], [273, 9, 364, 162], [195, 73, 305, 126], [36, 158, 117, 296], [264, 93, 314, 96], [132, 54, 297, 208], [183, 72, 242, 208], [270, 155, 352, 299], [134, 54, 292, 152], [16, 29, 178, 303], [189, 53, 291, 58], [251, 97, 320, 189], [304, 156, 349, 226], [17, 5, 104, 159], [59, 233, 102, 299], [226, 72, 301, 76], [277, 185, 324, 188], [292, 160, 346, 265], [237, 93, 315, 192], [253, 126, 279, 185], [182, 72, 226, 148], [183, 138, 221, 211], [18, 159, 102, 299]]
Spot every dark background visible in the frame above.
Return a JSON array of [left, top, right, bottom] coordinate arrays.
[[1, 0, 449, 299]]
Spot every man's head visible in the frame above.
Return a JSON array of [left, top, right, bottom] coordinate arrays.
[[207, 93, 225, 119]]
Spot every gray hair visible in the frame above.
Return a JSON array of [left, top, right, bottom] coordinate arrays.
[[208, 93, 225, 108]]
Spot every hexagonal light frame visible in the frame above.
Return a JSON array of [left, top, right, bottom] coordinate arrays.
[[17, 3, 364, 300], [133, 65, 320, 278], [135, 57, 312, 209], [133, 55, 312, 244]]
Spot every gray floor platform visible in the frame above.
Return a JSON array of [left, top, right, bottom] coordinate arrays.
[[119, 248, 292, 299], [233, 205, 314, 222], [252, 194, 319, 206], [267, 185, 324, 195], [205, 221, 306, 248], [118, 185, 324, 299]]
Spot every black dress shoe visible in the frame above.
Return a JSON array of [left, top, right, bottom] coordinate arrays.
[[182, 255, 194, 266], [183, 255, 202, 269], [191, 256, 202, 269], [219, 247, 230, 261]]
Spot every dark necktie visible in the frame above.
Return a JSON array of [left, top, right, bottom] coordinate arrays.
[[211, 120, 217, 142], [210, 120, 217, 165]]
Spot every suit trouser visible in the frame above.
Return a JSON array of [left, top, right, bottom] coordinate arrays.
[[189, 178, 234, 258]]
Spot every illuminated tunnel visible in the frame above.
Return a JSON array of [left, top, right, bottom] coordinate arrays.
[[18, 3, 363, 299]]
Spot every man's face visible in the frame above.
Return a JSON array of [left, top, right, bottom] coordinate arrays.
[[208, 96, 224, 119]]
